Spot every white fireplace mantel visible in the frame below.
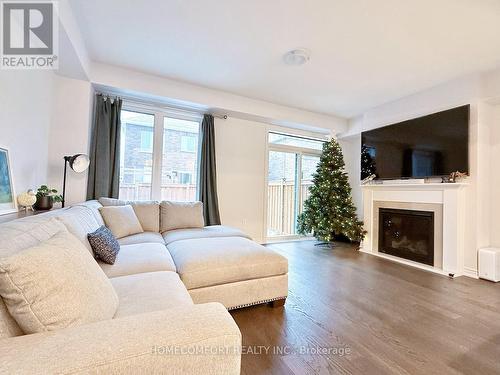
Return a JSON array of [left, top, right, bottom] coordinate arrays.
[[360, 182, 468, 277]]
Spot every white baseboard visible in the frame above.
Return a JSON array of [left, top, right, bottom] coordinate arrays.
[[359, 249, 452, 277], [359, 249, 483, 279], [463, 267, 479, 279]]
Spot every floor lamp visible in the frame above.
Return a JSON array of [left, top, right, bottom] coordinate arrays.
[[62, 154, 90, 208]]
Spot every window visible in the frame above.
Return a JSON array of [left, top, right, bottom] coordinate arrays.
[[161, 117, 200, 201], [269, 132, 324, 151], [118, 105, 201, 202], [119, 110, 154, 200]]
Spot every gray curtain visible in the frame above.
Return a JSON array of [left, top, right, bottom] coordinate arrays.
[[86, 94, 122, 200], [199, 114, 221, 225]]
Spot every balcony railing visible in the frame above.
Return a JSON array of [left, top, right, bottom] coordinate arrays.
[[119, 183, 197, 201], [267, 180, 313, 237]]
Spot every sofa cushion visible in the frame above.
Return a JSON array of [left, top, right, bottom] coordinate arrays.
[[0, 217, 67, 258], [73, 200, 104, 226], [0, 231, 119, 334], [162, 225, 251, 245], [167, 237, 288, 289], [88, 226, 120, 264], [160, 201, 204, 232], [0, 298, 22, 339], [99, 205, 144, 239], [118, 232, 164, 246], [111, 271, 193, 318], [99, 198, 160, 232], [99, 242, 176, 278], [56, 206, 102, 254]]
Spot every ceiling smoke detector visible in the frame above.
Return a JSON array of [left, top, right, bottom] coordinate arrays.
[[283, 49, 310, 66]]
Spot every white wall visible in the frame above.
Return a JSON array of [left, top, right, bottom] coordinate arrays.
[[47, 75, 93, 205], [215, 117, 268, 242], [0, 70, 54, 196], [484, 103, 500, 247], [339, 135, 362, 218]]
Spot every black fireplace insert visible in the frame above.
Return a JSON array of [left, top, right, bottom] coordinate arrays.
[[378, 208, 434, 266]]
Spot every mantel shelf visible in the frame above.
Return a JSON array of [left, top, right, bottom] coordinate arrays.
[[360, 182, 469, 188]]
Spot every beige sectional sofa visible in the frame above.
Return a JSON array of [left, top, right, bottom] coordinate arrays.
[[0, 199, 288, 374]]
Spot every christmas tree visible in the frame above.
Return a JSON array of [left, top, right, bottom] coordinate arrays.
[[361, 145, 377, 180], [297, 138, 365, 242]]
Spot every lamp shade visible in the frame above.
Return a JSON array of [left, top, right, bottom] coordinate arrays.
[[68, 154, 90, 173]]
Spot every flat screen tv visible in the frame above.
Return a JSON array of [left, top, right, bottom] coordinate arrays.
[[361, 105, 469, 180]]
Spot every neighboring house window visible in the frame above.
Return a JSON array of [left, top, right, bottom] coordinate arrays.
[[178, 172, 192, 184], [140, 131, 153, 152], [181, 135, 197, 153], [119, 106, 201, 202]]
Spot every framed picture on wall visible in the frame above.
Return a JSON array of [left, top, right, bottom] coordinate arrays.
[[0, 147, 17, 215]]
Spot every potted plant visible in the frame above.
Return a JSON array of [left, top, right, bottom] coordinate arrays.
[[33, 185, 63, 211]]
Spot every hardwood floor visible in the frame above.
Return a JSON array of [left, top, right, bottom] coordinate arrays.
[[230, 240, 500, 375]]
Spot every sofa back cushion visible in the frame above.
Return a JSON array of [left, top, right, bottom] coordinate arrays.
[[99, 205, 144, 239], [99, 197, 160, 232], [73, 200, 104, 226], [56, 206, 102, 254], [0, 217, 67, 258], [0, 230, 119, 334], [160, 201, 204, 232]]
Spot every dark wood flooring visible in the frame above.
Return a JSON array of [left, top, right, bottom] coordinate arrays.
[[230, 240, 500, 375]]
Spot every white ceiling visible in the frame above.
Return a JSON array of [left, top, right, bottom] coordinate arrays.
[[69, 0, 500, 118]]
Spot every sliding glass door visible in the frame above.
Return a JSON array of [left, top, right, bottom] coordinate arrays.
[[266, 133, 324, 240], [267, 151, 298, 237]]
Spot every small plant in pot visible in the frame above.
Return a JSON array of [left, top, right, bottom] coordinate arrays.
[[33, 185, 63, 211]]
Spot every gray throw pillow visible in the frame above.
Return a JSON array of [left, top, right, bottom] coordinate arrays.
[[87, 226, 120, 265]]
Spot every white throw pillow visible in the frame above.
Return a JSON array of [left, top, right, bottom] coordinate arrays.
[[160, 201, 205, 232], [99, 198, 160, 232], [0, 230, 119, 334], [99, 205, 144, 239]]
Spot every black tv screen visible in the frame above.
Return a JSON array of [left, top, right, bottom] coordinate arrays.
[[361, 105, 469, 180]]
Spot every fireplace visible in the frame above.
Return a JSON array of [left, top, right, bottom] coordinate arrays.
[[378, 208, 434, 266]]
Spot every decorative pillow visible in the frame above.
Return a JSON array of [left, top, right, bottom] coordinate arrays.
[[0, 231, 119, 334], [160, 201, 205, 232], [99, 205, 144, 239], [87, 226, 120, 264], [99, 197, 160, 232]]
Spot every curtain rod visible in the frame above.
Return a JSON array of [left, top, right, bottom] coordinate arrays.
[[95, 91, 228, 120]]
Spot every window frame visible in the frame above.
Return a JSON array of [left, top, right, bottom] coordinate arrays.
[[120, 101, 202, 201]]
